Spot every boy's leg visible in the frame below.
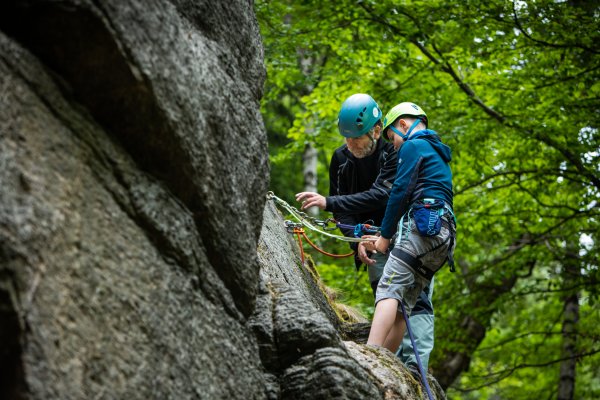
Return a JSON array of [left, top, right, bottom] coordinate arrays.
[[383, 310, 406, 352], [371, 247, 421, 352], [370, 252, 410, 352], [368, 298, 401, 349]]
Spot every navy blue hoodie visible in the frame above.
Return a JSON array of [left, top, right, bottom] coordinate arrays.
[[380, 129, 453, 239]]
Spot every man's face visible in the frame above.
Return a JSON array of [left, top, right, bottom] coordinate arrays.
[[346, 126, 380, 158], [345, 134, 372, 158]]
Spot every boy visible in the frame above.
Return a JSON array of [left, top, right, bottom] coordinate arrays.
[[361, 102, 455, 355]]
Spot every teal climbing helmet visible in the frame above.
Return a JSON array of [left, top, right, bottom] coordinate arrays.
[[337, 94, 382, 138]]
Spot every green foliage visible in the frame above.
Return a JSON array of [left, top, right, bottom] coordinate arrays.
[[257, 0, 600, 396]]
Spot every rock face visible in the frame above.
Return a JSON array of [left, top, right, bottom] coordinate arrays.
[[0, 1, 445, 399]]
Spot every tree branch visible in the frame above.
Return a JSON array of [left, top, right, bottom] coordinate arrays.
[[511, 1, 600, 55], [358, 5, 600, 191], [452, 348, 600, 392]]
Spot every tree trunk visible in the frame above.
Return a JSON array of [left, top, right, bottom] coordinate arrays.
[[432, 255, 524, 389], [432, 314, 487, 389], [558, 292, 579, 400], [558, 244, 580, 400], [302, 142, 318, 216]]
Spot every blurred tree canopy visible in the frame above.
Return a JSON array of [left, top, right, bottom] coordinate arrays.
[[256, 0, 600, 398]]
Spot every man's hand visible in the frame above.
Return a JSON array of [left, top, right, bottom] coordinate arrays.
[[295, 192, 326, 210], [361, 235, 390, 254], [357, 242, 376, 266]]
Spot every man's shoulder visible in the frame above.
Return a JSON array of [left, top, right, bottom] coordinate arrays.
[[332, 144, 350, 162], [333, 143, 348, 154]]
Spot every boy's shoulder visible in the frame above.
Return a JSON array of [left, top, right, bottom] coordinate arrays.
[[400, 138, 428, 153]]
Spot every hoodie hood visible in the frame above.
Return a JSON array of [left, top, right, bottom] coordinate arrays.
[[409, 129, 452, 163]]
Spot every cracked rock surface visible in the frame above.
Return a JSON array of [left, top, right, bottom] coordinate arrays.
[[0, 1, 446, 399]]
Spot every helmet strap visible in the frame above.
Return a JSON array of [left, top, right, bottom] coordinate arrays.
[[390, 118, 422, 140], [365, 132, 377, 155], [389, 125, 407, 140]]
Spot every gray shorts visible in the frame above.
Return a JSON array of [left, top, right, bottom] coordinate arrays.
[[368, 249, 389, 284], [376, 215, 454, 315]]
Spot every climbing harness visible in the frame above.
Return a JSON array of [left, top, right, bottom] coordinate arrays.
[[392, 199, 457, 280], [267, 192, 379, 264], [400, 301, 434, 400]]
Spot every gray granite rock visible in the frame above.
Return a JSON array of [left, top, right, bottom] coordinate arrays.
[[0, 0, 268, 317], [280, 347, 382, 400], [0, 0, 268, 398], [0, 1, 446, 398]]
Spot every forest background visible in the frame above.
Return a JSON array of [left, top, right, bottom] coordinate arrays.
[[255, 1, 599, 399]]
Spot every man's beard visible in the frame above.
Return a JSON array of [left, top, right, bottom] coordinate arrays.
[[350, 138, 377, 159]]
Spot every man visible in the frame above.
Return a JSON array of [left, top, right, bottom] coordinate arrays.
[[361, 102, 455, 370], [295, 94, 435, 373]]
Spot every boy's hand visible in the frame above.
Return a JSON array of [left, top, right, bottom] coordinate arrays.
[[361, 235, 390, 254], [357, 242, 376, 266], [295, 192, 326, 210]]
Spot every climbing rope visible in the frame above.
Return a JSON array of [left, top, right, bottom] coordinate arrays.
[[268, 191, 382, 264], [291, 226, 306, 265], [285, 221, 354, 260], [267, 191, 376, 243], [301, 230, 355, 258], [400, 301, 435, 400]]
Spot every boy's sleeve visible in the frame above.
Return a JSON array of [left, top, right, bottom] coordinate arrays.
[[380, 141, 423, 239]]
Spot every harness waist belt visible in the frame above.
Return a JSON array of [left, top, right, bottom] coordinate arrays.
[[390, 248, 434, 280], [415, 199, 455, 221]]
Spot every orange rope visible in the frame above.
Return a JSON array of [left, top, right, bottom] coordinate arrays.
[[300, 231, 355, 258], [290, 227, 354, 264], [294, 229, 305, 264]]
